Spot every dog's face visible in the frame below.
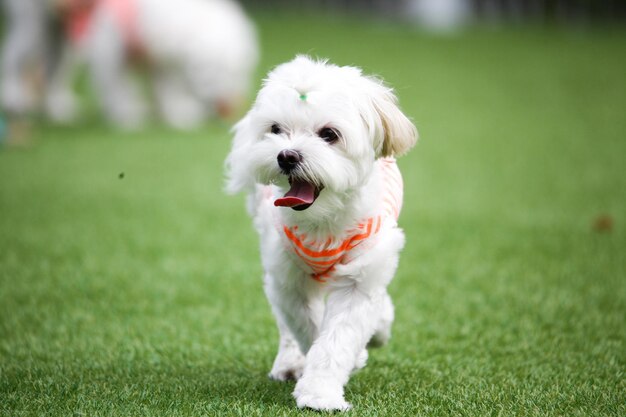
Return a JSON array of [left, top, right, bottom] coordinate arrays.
[[226, 56, 417, 212]]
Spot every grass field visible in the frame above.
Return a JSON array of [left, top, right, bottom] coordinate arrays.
[[1, 13, 625, 416]]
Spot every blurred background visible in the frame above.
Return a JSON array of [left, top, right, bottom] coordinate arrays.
[[0, 0, 624, 415], [1, 0, 625, 139], [242, 0, 626, 26]]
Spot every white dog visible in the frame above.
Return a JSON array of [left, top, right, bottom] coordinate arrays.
[[0, 0, 258, 130], [75, 0, 258, 129], [226, 56, 418, 411]]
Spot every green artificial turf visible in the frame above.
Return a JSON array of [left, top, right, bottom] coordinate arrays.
[[1, 14, 625, 416]]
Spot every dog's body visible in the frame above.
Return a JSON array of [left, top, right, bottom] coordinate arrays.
[[226, 56, 417, 411]]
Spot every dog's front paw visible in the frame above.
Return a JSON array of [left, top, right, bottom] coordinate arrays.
[[269, 342, 305, 381], [269, 361, 304, 382], [293, 376, 351, 411]]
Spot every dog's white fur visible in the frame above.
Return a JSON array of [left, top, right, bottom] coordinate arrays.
[[1, 0, 258, 129], [226, 56, 417, 411], [83, 0, 258, 129]]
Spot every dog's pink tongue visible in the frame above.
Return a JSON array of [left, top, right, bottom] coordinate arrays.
[[274, 179, 316, 207]]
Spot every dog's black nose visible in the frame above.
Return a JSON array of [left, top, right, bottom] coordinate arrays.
[[277, 149, 301, 173]]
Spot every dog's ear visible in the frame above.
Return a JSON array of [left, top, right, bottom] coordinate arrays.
[[366, 77, 418, 158]]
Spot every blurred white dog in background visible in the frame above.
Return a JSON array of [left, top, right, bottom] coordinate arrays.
[[1, 0, 258, 130], [226, 56, 417, 411]]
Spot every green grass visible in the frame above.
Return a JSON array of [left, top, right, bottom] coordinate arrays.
[[1, 14, 625, 416]]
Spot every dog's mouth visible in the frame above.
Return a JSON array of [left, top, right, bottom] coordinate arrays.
[[274, 177, 322, 211]]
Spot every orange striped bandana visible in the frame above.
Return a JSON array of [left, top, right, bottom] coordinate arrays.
[[273, 158, 403, 282]]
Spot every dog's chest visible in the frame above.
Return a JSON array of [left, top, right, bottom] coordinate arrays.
[[266, 158, 404, 282], [279, 217, 384, 282]]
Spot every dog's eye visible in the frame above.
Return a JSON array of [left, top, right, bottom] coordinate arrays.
[[318, 127, 340, 144], [270, 124, 282, 135]]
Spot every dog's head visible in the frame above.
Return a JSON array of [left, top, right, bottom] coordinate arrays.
[[226, 56, 417, 212]]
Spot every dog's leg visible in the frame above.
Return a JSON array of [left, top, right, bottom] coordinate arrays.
[[0, 0, 46, 115], [151, 69, 205, 130], [264, 272, 324, 381], [292, 283, 384, 411], [368, 290, 395, 348], [87, 10, 146, 129], [268, 315, 306, 381], [44, 43, 79, 123]]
